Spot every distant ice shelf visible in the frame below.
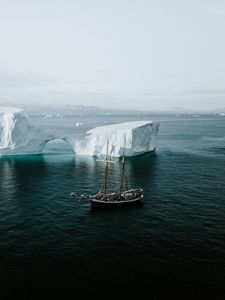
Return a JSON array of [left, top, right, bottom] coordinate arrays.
[[67, 120, 159, 157]]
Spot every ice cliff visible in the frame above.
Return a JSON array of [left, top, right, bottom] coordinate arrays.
[[67, 121, 159, 157], [0, 107, 55, 155]]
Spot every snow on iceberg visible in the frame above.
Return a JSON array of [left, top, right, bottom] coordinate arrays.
[[0, 107, 55, 156], [68, 120, 159, 157]]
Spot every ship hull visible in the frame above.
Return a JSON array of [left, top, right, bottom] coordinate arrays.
[[90, 195, 143, 207]]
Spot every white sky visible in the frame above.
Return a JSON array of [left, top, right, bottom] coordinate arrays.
[[0, 0, 225, 110]]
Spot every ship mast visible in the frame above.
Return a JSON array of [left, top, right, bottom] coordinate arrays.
[[96, 140, 115, 196], [103, 140, 109, 195], [119, 136, 126, 193]]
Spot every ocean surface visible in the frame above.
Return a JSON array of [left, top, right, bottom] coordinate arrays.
[[0, 113, 225, 299]]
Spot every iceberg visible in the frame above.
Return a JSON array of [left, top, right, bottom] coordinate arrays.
[[0, 108, 159, 157], [67, 120, 159, 157], [0, 107, 55, 156]]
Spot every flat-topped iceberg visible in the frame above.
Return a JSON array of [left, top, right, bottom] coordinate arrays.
[[0, 107, 55, 155], [68, 120, 159, 157]]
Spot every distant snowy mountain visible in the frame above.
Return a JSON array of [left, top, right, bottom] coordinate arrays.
[[18, 104, 105, 115], [0, 104, 147, 116]]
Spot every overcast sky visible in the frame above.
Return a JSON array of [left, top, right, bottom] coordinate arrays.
[[0, 0, 225, 110]]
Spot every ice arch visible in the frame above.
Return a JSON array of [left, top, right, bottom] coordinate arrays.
[[43, 138, 74, 154]]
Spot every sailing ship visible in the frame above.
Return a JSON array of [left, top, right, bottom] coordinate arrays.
[[70, 139, 144, 207]]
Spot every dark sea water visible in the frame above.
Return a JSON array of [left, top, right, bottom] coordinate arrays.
[[0, 114, 225, 299]]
